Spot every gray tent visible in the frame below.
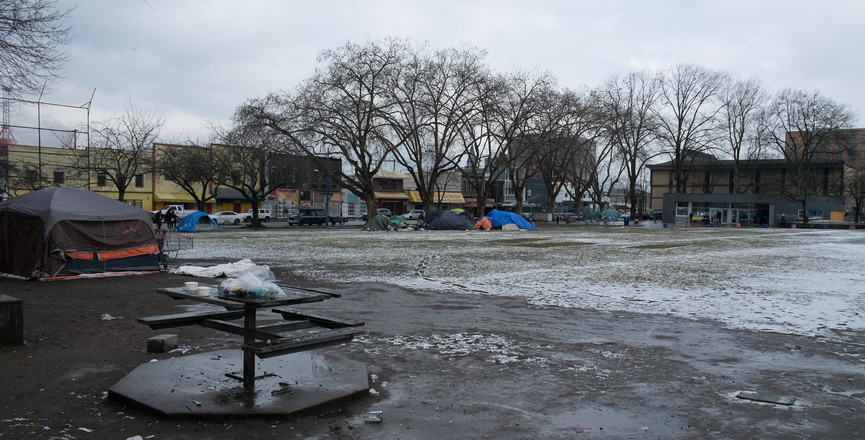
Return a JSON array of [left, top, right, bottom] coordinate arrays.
[[360, 215, 395, 231], [0, 188, 160, 278]]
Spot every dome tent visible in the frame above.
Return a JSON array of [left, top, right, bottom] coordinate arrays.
[[175, 211, 222, 232], [0, 188, 160, 278]]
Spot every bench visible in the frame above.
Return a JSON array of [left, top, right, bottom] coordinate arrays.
[[138, 310, 245, 330], [242, 327, 365, 359], [271, 308, 364, 329]]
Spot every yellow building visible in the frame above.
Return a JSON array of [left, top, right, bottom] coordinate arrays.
[[1, 143, 155, 209]]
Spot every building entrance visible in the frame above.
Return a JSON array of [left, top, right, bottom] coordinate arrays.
[[709, 208, 728, 225]]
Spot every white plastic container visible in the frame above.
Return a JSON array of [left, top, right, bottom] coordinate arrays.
[[197, 286, 211, 296], [185, 281, 198, 292]]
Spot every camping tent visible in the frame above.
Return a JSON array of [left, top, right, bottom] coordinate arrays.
[[423, 210, 476, 230], [360, 215, 394, 231], [389, 215, 408, 228], [175, 211, 222, 232], [479, 209, 536, 231], [0, 188, 160, 278]]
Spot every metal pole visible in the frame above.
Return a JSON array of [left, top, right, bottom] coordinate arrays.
[[325, 153, 330, 221]]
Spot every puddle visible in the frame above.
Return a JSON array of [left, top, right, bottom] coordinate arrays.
[[541, 407, 686, 437]]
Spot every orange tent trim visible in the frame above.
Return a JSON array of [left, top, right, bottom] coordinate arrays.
[[65, 244, 160, 262]]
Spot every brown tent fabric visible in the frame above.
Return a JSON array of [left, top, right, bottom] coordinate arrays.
[[0, 188, 159, 278]]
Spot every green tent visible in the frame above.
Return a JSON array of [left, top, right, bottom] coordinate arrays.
[[360, 215, 395, 231], [389, 215, 408, 228]]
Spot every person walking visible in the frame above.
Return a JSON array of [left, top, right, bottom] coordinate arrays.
[[154, 211, 163, 230]]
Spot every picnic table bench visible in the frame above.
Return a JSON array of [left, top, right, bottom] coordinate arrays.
[[139, 285, 364, 382]]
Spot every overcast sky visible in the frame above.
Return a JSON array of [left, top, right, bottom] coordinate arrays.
[[9, 0, 865, 147]]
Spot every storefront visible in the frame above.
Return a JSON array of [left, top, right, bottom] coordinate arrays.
[[374, 191, 409, 215], [406, 191, 466, 211]]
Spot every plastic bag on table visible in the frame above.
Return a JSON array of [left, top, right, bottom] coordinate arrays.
[[217, 266, 286, 299]]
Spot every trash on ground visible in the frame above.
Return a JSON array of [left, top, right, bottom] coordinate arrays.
[[369, 388, 379, 395], [366, 411, 383, 423], [736, 390, 796, 405], [170, 259, 258, 278], [101, 313, 121, 321]]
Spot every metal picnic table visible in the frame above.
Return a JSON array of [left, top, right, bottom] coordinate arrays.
[[139, 285, 365, 383]]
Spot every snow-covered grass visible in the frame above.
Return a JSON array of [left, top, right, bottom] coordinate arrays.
[[180, 227, 865, 340]]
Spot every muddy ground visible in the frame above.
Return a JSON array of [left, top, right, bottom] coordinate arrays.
[[0, 265, 863, 439]]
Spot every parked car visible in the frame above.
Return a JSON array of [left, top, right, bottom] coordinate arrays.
[[150, 204, 191, 222], [243, 208, 272, 222], [405, 209, 425, 220], [361, 208, 392, 221], [288, 209, 327, 225], [209, 210, 244, 225]]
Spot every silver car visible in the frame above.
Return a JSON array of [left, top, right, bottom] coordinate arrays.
[[405, 209, 425, 220]]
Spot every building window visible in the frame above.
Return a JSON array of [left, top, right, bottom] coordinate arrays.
[[53, 171, 65, 184], [97, 171, 107, 187], [135, 174, 144, 188]]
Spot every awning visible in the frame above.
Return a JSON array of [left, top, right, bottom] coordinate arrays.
[[374, 191, 409, 200], [407, 191, 466, 204], [154, 192, 197, 203]]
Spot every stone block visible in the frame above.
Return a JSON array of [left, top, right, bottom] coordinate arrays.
[[147, 334, 178, 353], [0, 295, 24, 347]]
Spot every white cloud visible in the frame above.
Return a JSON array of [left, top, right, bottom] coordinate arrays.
[[9, 0, 863, 144]]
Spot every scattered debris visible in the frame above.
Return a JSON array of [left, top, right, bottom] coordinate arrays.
[[736, 390, 796, 405], [101, 313, 121, 321], [369, 388, 379, 395], [366, 411, 383, 423]]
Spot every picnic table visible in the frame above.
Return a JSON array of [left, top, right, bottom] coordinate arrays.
[[139, 285, 365, 383]]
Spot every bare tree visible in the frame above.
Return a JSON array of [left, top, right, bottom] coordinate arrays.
[[585, 134, 626, 215], [653, 64, 727, 193], [534, 87, 595, 214], [719, 76, 766, 193], [246, 39, 404, 220], [760, 88, 857, 225], [213, 114, 299, 227], [3, 160, 52, 193], [155, 142, 218, 211], [596, 71, 660, 218], [467, 69, 552, 217], [0, 0, 73, 98], [388, 43, 486, 215], [845, 168, 865, 223], [80, 103, 163, 201]]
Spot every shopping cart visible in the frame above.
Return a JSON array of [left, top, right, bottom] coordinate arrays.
[[155, 231, 193, 267]]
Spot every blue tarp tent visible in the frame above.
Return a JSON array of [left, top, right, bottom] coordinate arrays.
[[482, 209, 536, 231], [175, 211, 222, 232]]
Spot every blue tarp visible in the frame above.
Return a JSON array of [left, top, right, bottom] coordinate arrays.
[[482, 209, 536, 231], [175, 211, 222, 232]]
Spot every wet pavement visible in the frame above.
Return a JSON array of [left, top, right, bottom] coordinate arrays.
[[283, 280, 865, 439]]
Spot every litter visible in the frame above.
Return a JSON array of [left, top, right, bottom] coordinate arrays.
[[366, 411, 383, 423], [101, 313, 121, 321], [736, 390, 796, 405]]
